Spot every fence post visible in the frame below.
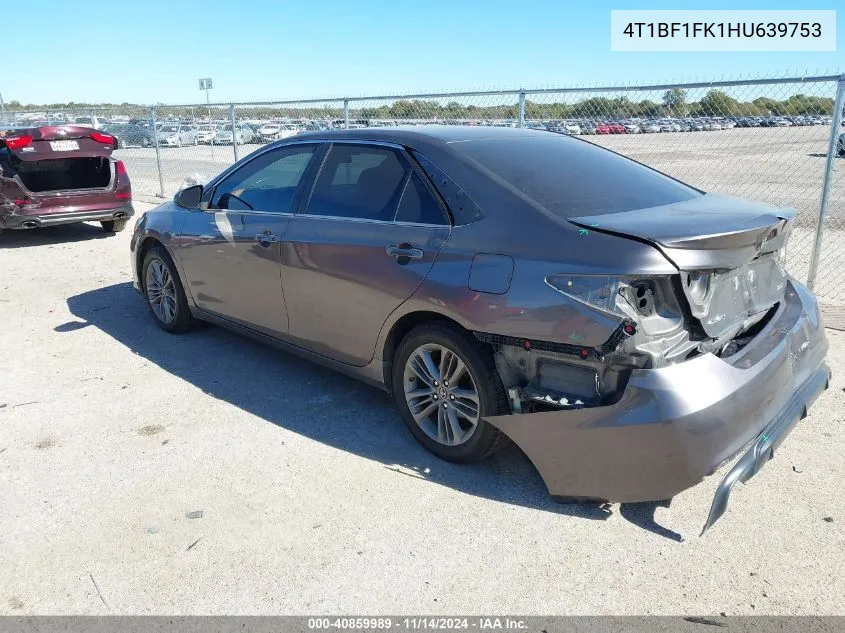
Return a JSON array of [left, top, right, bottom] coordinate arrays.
[[343, 99, 349, 129], [230, 104, 238, 162], [807, 75, 845, 291], [518, 90, 526, 128], [151, 106, 165, 198]]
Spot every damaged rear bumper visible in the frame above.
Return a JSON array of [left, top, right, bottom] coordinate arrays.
[[0, 205, 134, 229], [484, 280, 829, 533]]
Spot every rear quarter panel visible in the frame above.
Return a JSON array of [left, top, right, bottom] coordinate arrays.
[[374, 215, 677, 359]]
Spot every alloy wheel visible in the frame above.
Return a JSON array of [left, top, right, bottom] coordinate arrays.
[[145, 259, 177, 324], [403, 344, 480, 446]]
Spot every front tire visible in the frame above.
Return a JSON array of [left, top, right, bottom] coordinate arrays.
[[141, 245, 194, 333], [392, 322, 509, 462], [101, 219, 128, 232]]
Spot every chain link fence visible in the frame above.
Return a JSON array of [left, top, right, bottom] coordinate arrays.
[[3, 75, 844, 322]]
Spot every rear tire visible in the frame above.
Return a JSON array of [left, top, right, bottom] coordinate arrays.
[[101, 219, 128, 232], [141, 244, 194, 333], [392, 322, 510, 463]]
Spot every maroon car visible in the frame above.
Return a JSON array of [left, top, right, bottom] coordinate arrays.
[[595, 121, 626, 134], [0, 126, 133, 234]]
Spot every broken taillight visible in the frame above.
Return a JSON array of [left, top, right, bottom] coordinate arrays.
[[546, 275, 630, 317], [90, 131, 116, 146], [4, 135, 33, 149]]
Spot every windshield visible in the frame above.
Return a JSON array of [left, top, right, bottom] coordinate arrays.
[[454, 134, 701, 217], [159, 125, 179, 133]]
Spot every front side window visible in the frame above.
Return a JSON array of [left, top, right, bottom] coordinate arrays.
[[307, 144, 409, 221], [211, 144, 316, 213]]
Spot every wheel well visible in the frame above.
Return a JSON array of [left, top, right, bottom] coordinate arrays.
[[381, 311, 470, 393], [136, 237, 163, 290]]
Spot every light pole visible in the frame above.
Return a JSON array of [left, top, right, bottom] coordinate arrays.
[[199, 78, 214, 158]]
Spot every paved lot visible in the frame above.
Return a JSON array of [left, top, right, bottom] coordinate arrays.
[[1, 202, 844, 615]]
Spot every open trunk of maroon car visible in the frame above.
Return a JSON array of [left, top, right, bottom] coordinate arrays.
[[0, 126, 133, 232]]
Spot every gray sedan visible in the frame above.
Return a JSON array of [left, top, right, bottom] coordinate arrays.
[[129, 127, 829, 533]]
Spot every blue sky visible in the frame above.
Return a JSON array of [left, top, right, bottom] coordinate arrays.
[[5, 0, 842, 105]]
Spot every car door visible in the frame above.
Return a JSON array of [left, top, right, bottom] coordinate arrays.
[[281, 142, 452, 366], [178, 143, 320, 338]]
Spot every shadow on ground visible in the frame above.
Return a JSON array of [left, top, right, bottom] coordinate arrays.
[[63, 281, 680, 540], [0, 222, 115, 248]]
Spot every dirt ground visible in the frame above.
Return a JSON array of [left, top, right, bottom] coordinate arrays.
[[1, 202, 843, 615]]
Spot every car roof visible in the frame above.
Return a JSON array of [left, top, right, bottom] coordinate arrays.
[[290, 124, 555, 147]]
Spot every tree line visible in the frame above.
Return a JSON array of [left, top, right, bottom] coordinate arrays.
[[5, 89, 839, 121]]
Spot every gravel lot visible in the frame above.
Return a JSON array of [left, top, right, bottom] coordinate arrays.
[[1, 202, 844, 615]]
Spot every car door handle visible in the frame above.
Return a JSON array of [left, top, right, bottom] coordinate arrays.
[[255, 232, 280, 244], [386, 245, 423, 260]]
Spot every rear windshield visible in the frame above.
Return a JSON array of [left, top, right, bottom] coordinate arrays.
[[455, 134, 700, 217]]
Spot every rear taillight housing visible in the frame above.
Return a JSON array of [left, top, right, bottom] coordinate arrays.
[[4, 135, 33, 149], [90, 131, 116, 146], [115, 160, 131, 199]]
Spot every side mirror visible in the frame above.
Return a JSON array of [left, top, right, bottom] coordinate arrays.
[[174, 184, 203, 209]]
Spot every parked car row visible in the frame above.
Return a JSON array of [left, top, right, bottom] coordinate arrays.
[[537, 116, 826, 135], [8, 113, 839, 150]]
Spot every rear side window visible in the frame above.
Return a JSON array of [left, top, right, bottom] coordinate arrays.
[[411, 151, 483, 225], [211, 144, 315, 212], [454, 134, 700, 217], [395, 171, 448, 225], [307, 144, 409, 221]]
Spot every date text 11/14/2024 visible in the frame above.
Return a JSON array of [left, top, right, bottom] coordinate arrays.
[[307, 617, 528, 630]]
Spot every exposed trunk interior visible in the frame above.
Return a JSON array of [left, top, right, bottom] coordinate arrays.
[[14, 157, 112, 193]]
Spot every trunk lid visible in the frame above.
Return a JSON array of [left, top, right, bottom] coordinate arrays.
[[3, 126, 116, 161], [569, 193, 794, 271], [569, 193, 794, 340]]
